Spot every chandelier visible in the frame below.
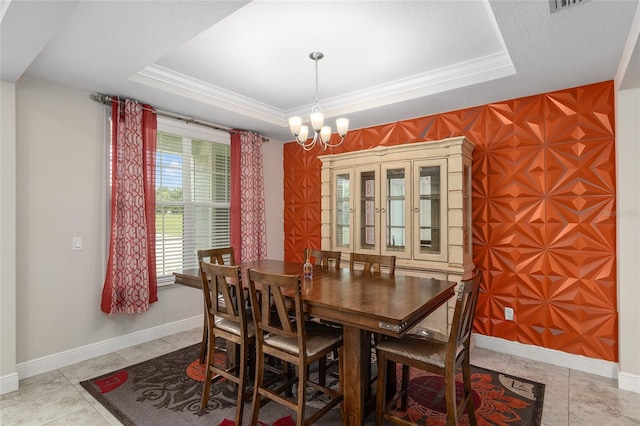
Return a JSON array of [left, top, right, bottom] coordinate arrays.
[[288, 52, 349, 151]]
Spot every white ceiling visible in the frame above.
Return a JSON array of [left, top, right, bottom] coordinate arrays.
[[2, 0, 639, 142]]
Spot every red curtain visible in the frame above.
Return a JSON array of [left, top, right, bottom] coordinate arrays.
[[230, 131, 267, 263], [101, 99, 158, 315]]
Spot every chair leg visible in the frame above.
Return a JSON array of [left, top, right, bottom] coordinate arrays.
[[235, 341, 248, 426], [375, 349, 388, 426], [399, 364, 410, 411], [318, 356, 327, 387], [365, 331, 374, 401], [338, 347, 344, 419], [463, 360, 477, 426], [285, 363, 294, 397], [444, 371, 458, 426], [248, 342, 256, 379], [200, 328, 215, 409], [250, 346, 265, 426], [296, 365, 306, 426], [199, 314, 207, 364]]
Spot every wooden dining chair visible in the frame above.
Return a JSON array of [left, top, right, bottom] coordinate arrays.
[[247, 268, 344, 426], [304, 248, 342, 269], [196, 247, 236, 363], [349, 252, 396, 275], [199, 262, 255, 425], [198, 246, 236, 266], [303, 248, 343, 382], [374, 271, 483, 426]]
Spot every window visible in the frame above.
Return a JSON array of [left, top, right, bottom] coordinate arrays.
[[155, 118, 231, 284]]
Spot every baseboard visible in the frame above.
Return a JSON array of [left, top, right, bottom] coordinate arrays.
[[618, 372, 640, 393], [473, 333, 618, 379], [16, 315, 202, 381], [0, 372, 19, 395]]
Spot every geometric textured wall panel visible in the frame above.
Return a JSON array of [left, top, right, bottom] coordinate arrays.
[[283, 81, 617, 362]]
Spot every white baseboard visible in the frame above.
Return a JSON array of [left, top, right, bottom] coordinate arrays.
[[0, 372, 19, 395], [8, 321, 638, 395], [473, 333, 619, 379], [15, 315, 202, 381], [618, 372, 640, 393]]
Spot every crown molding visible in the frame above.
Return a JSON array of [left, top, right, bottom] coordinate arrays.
[[130, 65, 285, 126], [132, 51, 515, 128]]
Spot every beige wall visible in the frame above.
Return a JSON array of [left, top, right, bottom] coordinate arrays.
[[14, 77, 203, 363], [616, 87, 640, 386], [615, 3, 640, 392], [1, 81, 17, 389], [6, 75, 285, 375], [263, 138, 284, 261]]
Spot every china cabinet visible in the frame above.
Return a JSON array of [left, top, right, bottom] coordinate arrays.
[[319, 136, 475, 335]]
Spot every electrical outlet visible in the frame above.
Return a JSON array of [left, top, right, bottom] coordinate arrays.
[[505, 307, 514, 321]]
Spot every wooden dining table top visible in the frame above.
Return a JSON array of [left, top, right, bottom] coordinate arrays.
[[174, 258, 456, 338]]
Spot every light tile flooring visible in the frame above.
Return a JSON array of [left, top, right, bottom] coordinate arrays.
[[1, 327, 639, 425]]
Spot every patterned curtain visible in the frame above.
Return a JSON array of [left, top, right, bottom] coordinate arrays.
[[101, 99, 158, 315], [230, 131, 267, 262]]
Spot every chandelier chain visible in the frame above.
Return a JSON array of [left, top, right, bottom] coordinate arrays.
[[314, 56, 320, 112]]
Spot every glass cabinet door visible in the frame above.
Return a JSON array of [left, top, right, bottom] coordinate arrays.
[[413, 159, 447, 262], [355, 166, 380, 254], [463, 163, 472, 257], [381, 163, 411, 259], [333, 169, 353, 251]]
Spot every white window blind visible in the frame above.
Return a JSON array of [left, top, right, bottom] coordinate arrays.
[[155, 119, 231, 284]]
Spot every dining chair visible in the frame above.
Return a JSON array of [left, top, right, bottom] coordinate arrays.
[[198, 246, 236, 266], [196, 246, 236, 363], [304, 248, 342, 269], [247, 268, 344, 426], [348, 252, 397, 399], [374, 271, 483, 426], [199, 262, 255, 425], [302, 248, 343, 384], [349, 252, 396, 275]]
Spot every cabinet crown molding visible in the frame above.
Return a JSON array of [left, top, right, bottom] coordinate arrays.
[[318, 136, 475, 165]]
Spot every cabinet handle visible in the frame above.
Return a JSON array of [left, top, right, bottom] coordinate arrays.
[[375, 208, 380, 213], [381, 207, 386, 213], [414, 207, 419, 213], [350, 208, 354, 213]]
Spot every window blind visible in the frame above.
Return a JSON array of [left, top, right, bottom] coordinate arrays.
[[155, 126, 231, 283]]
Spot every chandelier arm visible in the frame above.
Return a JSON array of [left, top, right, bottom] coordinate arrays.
[[296, 132, 320, 149], [322, 136, 345, 148], [301, 142, 315, 151]]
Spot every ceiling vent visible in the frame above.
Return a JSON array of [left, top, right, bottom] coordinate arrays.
[[550, 0, 589, 14]]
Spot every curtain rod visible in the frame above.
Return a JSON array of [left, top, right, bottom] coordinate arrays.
[[91, 93, 269, 142]]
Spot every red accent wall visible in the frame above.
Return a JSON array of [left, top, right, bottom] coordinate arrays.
[[283, 81, 617, 362]]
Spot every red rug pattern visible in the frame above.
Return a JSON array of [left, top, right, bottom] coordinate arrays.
[[81, 343, 544, 425]]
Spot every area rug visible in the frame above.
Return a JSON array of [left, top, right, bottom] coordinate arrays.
[[80, 343, 544, 426]]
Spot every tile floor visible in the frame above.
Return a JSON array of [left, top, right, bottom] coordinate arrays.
[[1, 327, 639, 425]]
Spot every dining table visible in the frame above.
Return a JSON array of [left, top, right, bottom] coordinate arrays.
[[174, 259, 456, 426]]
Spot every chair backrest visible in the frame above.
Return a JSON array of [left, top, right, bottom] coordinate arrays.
[[349, 252, 396, 275], [447, 271, 482, 364], [247, 268, 305, 345], [197, 247, 236, 266], [304, 248, 341, 269], [200, 262, 247, 330]]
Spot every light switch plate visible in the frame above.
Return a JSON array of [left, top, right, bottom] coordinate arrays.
[[72, 237, 82, 251]]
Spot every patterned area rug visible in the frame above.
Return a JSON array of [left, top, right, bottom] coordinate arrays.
[[80, 343, 544, 425]]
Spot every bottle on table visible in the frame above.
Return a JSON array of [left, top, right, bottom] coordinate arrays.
[[303, 252, 313, 283]]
